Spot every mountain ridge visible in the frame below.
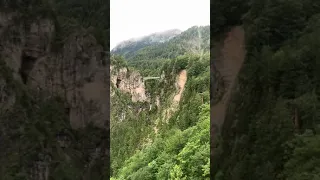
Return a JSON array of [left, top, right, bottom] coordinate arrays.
[[112, 25, 209, 61], [111, 29, 182, 57]]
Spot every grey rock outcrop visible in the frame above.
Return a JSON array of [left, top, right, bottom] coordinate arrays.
[[0, 13, 108, 129], [111, 66, 147, 102]]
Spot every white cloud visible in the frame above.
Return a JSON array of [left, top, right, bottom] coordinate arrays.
[[110, 0, 210, 49]]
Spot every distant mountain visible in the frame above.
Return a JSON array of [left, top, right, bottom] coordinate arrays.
[[112, 25, 210, 61], [111, 29, 182, 58]]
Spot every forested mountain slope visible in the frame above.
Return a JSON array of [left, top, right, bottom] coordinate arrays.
[[113, 26, 210, 77], [0, 0, 109, 179], [110, 25, 210, 179], [211, 0, 320, 179], [112, 26, 209, 60], [111, 29, 182, 59]]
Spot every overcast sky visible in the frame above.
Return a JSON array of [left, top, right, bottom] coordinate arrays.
[[110, 0, 210, 50]]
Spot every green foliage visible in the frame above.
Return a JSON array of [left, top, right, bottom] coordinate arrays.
[[0, 89, 109, 179], [111, 32, 210, 178], [166, 54, 210, 130], [1, 0, 109, 50], [110, 85, 154, 176], [113, 104, 210, 180], [128, 59, 166, 77], [53, 0, 109, 48], [210, 0, 249, 36], [111, 55, 128, 70], [0, 61, 108, 178], [211, 0, 320, 179], [281, 128, 320, 180], [0, 0, 55, 18]]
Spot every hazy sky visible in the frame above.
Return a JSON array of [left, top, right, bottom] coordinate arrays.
[[110, 0, 210, 50]]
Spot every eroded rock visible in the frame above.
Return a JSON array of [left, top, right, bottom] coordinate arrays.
[[110, 66, 147, 102]]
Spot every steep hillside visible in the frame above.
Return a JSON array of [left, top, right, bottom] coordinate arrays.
[[110, 26, 210, 179], [211, 26, 246, 128], [111, 29, 181, 58], [126, 26, 210, 62], [211, 0, 320, 179], [0, 1, 109, 179], [117, 26, 210, 78]]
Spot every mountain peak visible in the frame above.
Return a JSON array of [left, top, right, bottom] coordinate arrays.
[[111, 29, 182, 56], [112, 25, 210, 60]]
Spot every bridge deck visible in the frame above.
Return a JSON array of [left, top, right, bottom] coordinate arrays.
[[143, 77, 161, 81]]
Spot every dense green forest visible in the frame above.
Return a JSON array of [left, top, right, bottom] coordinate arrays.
[[0, 0, 109, 179], [123, 26, 209, 77], [211, 0, 320, 179], [111, 26, 210, 179]]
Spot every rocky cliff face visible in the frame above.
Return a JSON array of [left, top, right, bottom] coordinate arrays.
[[0, 11, 109, 179], [0, 13, 108, 129], [110, 62, 190, 129], [110, 66, 147, 102]]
